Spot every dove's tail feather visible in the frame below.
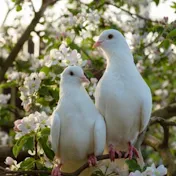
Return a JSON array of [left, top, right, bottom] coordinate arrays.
[[136, 147, 145, 168], [61, 160, 95, 176]]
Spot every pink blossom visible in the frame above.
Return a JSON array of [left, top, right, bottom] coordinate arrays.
[[5, 157, 15, 166], [13, 119, 22, 132], [87, 60, 92, 66], [163, 17, 168, 23]]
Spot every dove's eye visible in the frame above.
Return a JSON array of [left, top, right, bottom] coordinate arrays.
[[108, 34, 113, 39], [69, 71, 74, 76]]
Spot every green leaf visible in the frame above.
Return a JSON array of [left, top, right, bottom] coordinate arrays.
[[153, 0, 160, 5], [41, 127, 50, 136], [13, 135, 32, 158], [23, 136, 34, 151], [39, 137, 54, 160], [160, 39, 170, 49], [168, 29, 176, 37], [125, 159, 141, 172], [20, 158, 35, 169], [171, 2, 176, 9], [16, 4, 22, 12], [0, 81, 16, 88], [40, 66, 50, 75], [91, 170, 106, 176], [37, 127, 50, 139]]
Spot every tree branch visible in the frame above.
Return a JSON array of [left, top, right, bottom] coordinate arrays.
[[0, 0, 58, 83], [152, 103, 176, 119], [143, 134, 160, 150], [144, 134, 176, 176], [150, 116, 176, 127], [0, 103, 176, 175], [144, 115, 176, 176], [0, 153, 127, 176]]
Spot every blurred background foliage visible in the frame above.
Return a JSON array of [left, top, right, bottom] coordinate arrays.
[[0, 0, 176, 175]]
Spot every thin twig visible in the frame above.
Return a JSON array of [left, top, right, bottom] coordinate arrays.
[[103, 2, 159, 23], [144, 26, 167, 49], [116, 5, 158, 23], [1, 1, 15, 27], [30, 0, 36, 13]]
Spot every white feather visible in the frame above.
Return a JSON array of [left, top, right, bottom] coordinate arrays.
[[51, 109, 60, 156], [94, 116, 106, 156], [50, 66, 106, 175], [94, 29, 152, 175]]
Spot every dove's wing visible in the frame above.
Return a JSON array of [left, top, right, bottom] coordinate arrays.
[[94, 115, 106, 156], [51, 109, 60, 155], [139, 91, 152, 133]]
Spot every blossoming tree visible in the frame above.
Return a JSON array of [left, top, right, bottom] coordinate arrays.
[[0, 0, 176, 175]]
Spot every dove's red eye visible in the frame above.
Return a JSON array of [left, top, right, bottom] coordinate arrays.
[[69, 71, 74, 76], [108, 34, 113, 39]]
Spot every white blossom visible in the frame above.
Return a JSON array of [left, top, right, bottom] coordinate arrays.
[[88, 78, 98, 97], [39, 72, 46, 79], [7, 71, 20, 81], [43, 155, 53, 168], [0, 131, 9, 145], [43, 43, 87, 68], [29, 55, 42, 71], [0, 94, 11, 105], [19, 86, 32, 110], [19, 72, 41, 109], [24, 73, 41, 94], [14, 111, 50, 139], [129, 170, 141, 176], [129, 163, 167, 176], [136, 60, 145, 73], [5, 157, 16, 166]]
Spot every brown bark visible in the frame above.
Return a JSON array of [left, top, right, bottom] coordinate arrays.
[[0, 0, 58, 83]]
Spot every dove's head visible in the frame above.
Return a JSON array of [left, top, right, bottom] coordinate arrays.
[[61, 66, 89, 86], [93, 29, 132, 62]]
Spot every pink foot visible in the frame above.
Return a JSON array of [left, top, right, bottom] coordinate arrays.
[[51, 164, 62, 176], [88, 154, 97, 166], [125, 142, 139, 159], [109, 144, 122, 162]]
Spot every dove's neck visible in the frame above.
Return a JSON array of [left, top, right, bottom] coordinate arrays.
[[103, 48, 136, 74], [60, 82, 85, 97]]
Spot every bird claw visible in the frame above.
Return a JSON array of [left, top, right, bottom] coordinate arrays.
[[116, 150, 122, 158], [109, 144, 122, 162], [125, 142, 139, 159], [88, 154, 97, 166], [109, 144, 115, 161], [51, 164, 62, 176]]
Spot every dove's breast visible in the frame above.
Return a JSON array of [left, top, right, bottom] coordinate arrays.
[[95, 71, 149, 150], [58, 93, 99, 162]]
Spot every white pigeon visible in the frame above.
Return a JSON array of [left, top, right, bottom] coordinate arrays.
[[51, 66, 106, 176], [93, 29, 152, 174]]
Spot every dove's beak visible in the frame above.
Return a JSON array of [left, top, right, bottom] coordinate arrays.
[[93, 40, 103, 48], [80, 75, 90, 83]]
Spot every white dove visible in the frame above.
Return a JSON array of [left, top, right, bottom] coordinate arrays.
[[93, 29, 152, 169], [51, 66, 106, 176]]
